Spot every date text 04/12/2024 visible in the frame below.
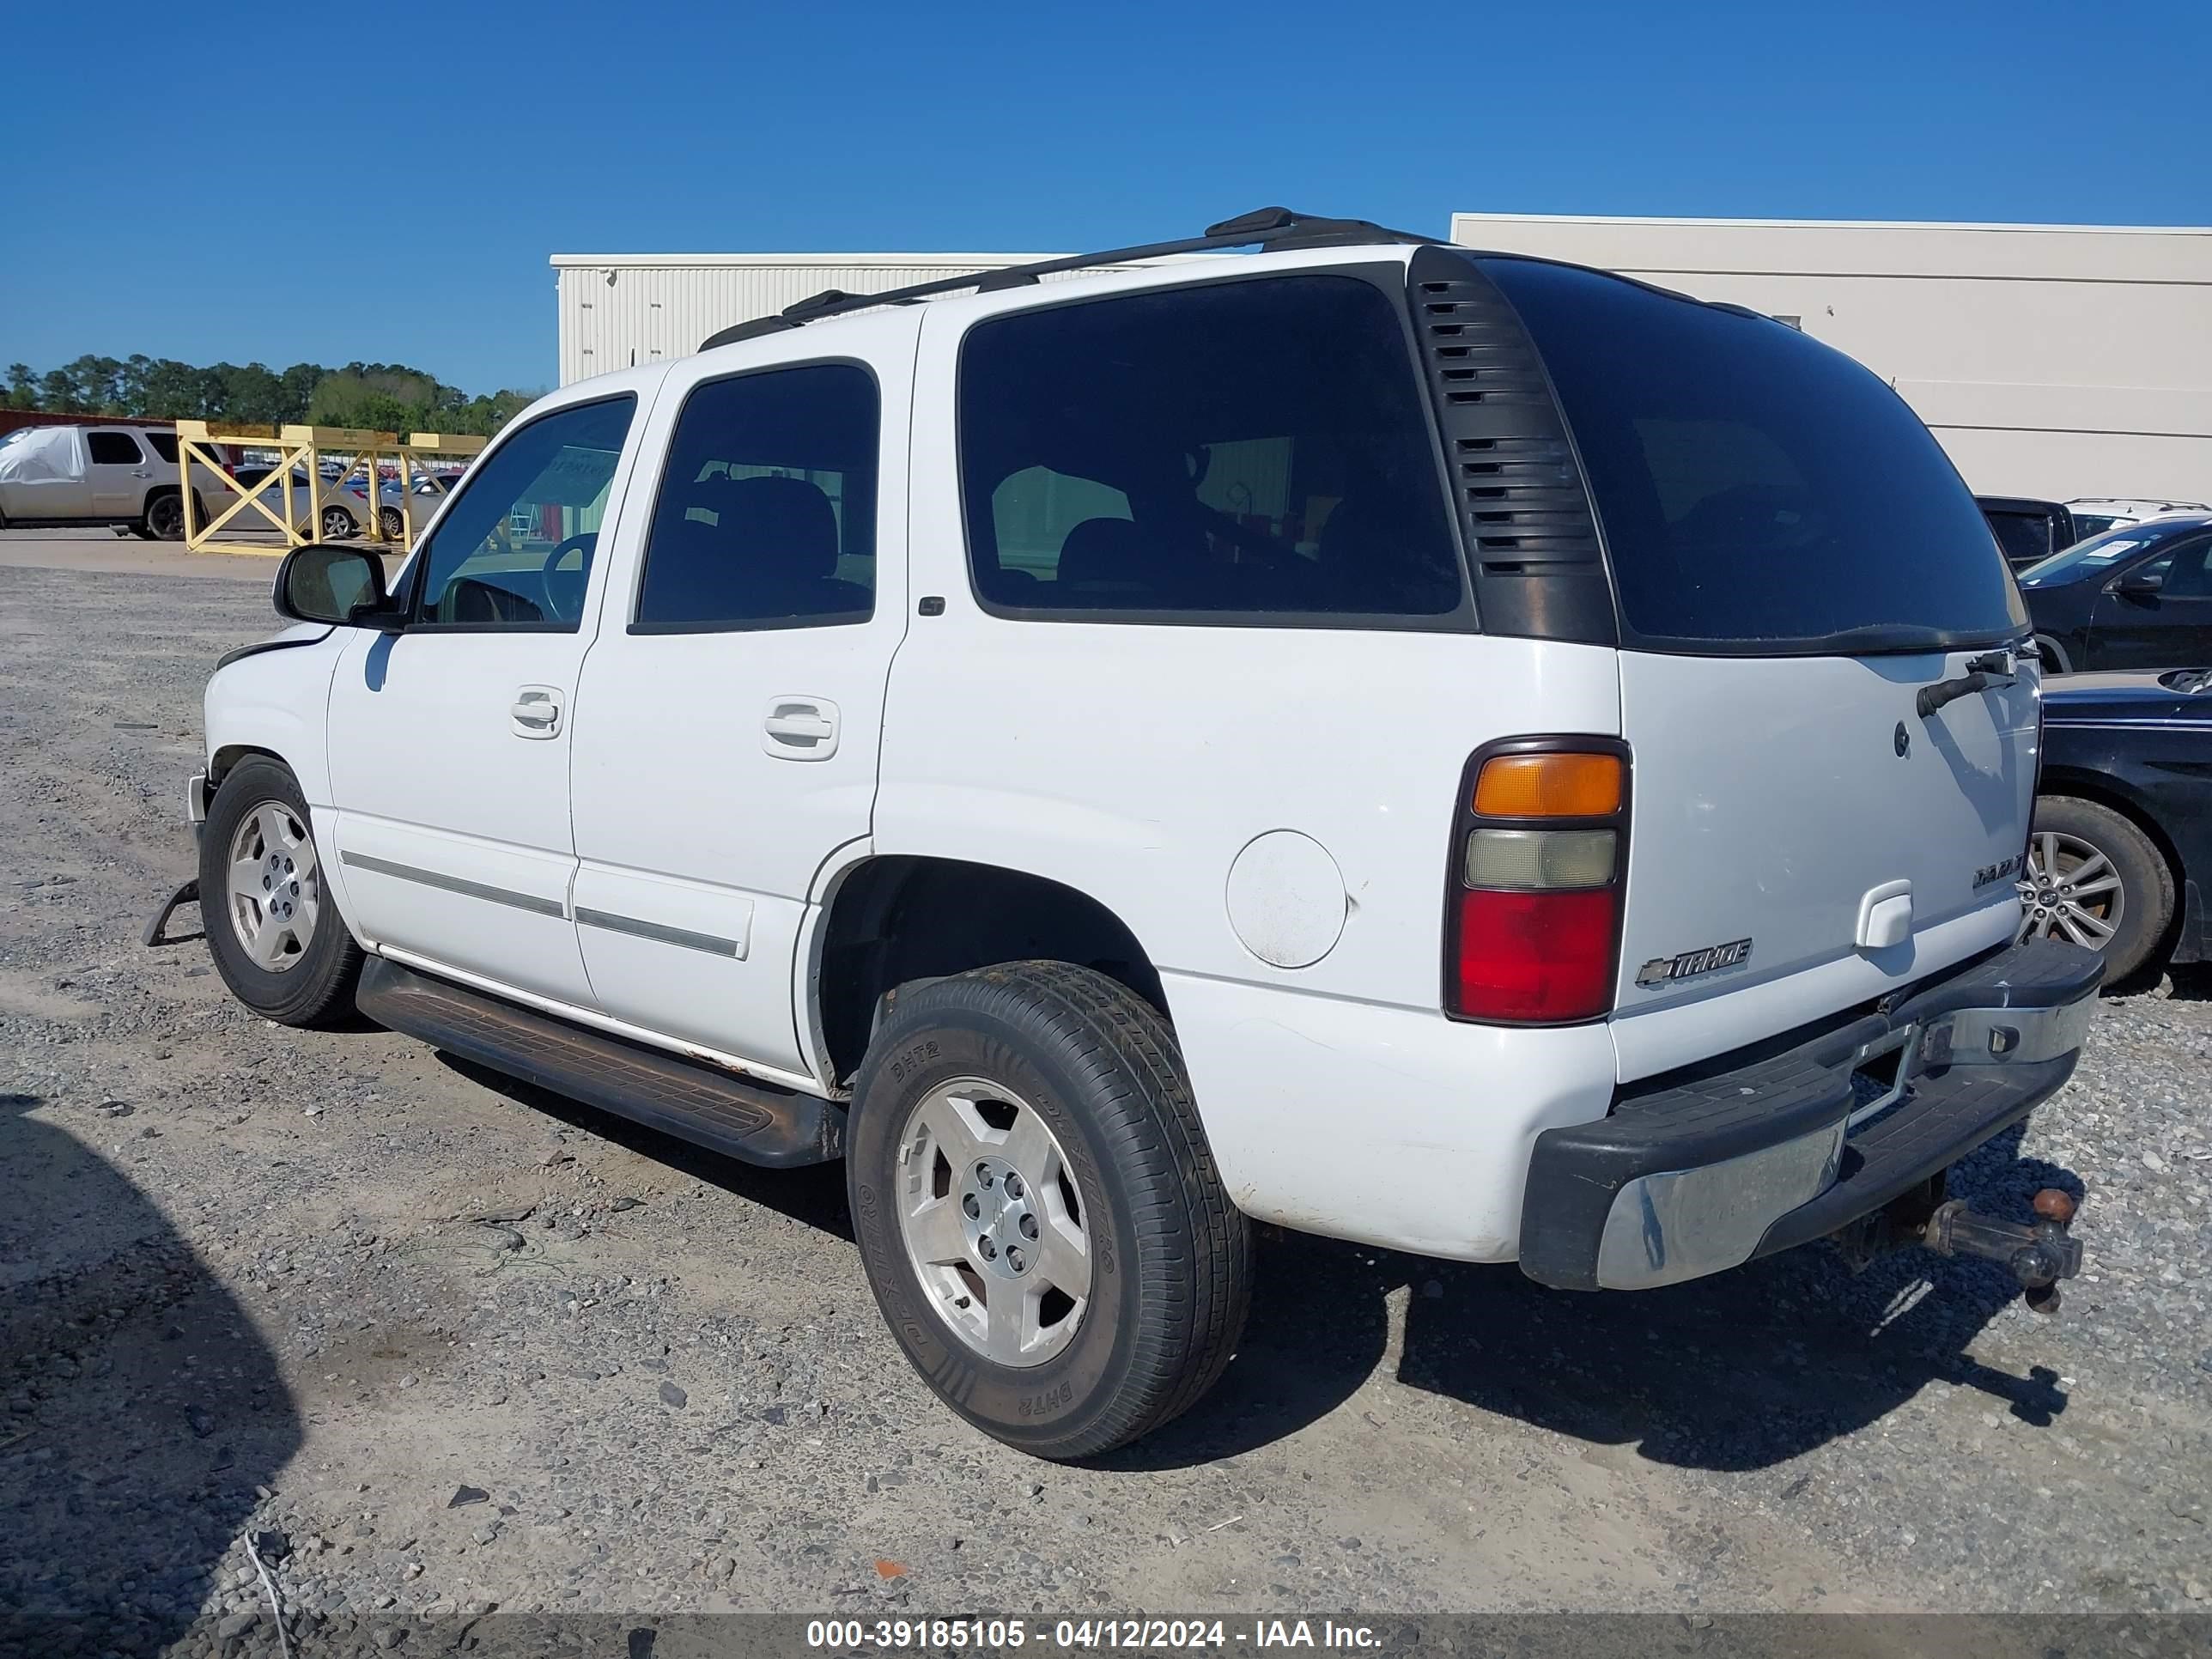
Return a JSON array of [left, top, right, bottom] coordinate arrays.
[[804, 1619, 1383, 1650]]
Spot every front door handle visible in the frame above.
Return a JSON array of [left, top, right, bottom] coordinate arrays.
[[511, 685, 562, 739], [763, 696, 840, 761]]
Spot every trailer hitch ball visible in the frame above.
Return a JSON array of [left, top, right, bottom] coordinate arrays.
[[1920, 1188, 2083, 1315]]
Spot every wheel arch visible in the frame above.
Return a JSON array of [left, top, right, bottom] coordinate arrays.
[[810, 854, 1168, 1088], [204, 631, 349, 812], [2036, 767, 2188, 889], [208, 742, 291, 788]]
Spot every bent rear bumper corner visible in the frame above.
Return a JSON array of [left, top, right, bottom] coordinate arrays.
[[1518, 938, 2104, 1291]]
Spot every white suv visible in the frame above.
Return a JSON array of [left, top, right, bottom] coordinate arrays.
[[183, 210, 2101, 1458]]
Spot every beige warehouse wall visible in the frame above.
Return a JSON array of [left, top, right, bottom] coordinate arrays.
[[551, 253, 1197, 388], [1448, 215, 2212, 503]]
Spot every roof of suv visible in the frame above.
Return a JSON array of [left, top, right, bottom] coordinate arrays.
[[685, 205, 1763, 368], [696, 208, 1433, 352]]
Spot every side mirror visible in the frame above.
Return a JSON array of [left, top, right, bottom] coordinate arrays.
[[273, 544, 398, 627], [2114, 565, 2166, 597]]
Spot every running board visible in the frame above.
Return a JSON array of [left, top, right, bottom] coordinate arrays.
[[356, 957, 843, 1168]]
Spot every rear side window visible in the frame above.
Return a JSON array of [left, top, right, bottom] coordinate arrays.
[[635, 364, 878, 631], [959, 275, 1464, 621], [145, 432, 179, 464], [1983, 508, 2057, 568], [88, 432, 143, 465], [1482, 258, 2026, 652]]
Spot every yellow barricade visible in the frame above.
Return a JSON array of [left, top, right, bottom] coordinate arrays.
[[175, 422, 487, 557]]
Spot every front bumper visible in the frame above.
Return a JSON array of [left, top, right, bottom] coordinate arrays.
[[1519, 938, 2104, 1291]]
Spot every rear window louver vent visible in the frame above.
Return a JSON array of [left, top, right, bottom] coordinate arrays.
[[1407, 247, 1617, 645]]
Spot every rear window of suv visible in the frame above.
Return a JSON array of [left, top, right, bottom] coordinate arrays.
[[958, 274, 1465, 622], [1480, 258, 2027, 653]]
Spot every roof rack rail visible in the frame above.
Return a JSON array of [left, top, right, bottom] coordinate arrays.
[[698, 207, 1433, 350]]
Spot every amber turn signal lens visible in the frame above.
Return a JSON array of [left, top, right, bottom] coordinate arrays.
[[1473, 752, 1622, 818]]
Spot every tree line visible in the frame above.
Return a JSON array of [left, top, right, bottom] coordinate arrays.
[[3, 356, 539, 438]]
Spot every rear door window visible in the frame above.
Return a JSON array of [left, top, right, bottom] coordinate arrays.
[[633, 363, 878, 631], [87, 432, 144, 465], [958, 274, 1464, 622], [145, 432, 180, 464], [1481, 257, 2026, 653]]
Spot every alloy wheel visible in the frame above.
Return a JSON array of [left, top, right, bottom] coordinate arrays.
[[225, 801, 321, 972], [894, 1078, 1091, 1368], [2016, 830, 2124, 951]]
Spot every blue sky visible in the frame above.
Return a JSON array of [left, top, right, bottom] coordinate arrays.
[[6, 0, 2206, 395]]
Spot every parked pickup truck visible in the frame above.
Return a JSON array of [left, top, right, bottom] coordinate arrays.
[[180, 209, 2101, 1459]]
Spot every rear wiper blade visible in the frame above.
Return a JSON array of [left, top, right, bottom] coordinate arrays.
[[1805, 624, 1997, 655], [1917, 650, 2019, 719]]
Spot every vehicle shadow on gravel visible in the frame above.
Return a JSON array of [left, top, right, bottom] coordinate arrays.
[[1109, 1123, 2081, 1473], [436, 1057, 855, 1239], [0, 1091, 301, 1650], [1397, 1121, 2084, 1472], [441, 1057, 2081, 1479]]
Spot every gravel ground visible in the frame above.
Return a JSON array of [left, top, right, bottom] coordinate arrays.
[[2, 550, 2208, 1651]]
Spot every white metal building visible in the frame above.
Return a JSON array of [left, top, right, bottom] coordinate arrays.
[[1449, 213, 2212, 503], [555, 217, 2212, 502]]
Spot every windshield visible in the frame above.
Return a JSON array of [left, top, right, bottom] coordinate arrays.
[[2069, 514, 2122, 540], [2016, 526, 2171, 586], [1480, 257, 2026, 653]]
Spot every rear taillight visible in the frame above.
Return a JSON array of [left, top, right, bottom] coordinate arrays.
[[1444, 741, 1629, 1024]]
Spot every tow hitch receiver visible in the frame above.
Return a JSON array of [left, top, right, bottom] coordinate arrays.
[[1921, 1188, 2083, 1314]]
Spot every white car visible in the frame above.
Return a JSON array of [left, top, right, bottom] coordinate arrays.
[[184, 209, 2101, 1458], [2067, 497, 2210, 540], [0, 422, 228, 538]]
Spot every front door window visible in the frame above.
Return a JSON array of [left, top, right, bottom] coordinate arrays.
[[410, 396, 636, 629]]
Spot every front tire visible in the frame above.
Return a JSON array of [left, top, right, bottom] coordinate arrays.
[[2020, 795, 2174, 981], [199, 757, 363, 1025], [848, 962, 1249, 1459]]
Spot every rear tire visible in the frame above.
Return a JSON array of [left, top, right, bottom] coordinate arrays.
[[199, 756, 364, 1026], [2021, 795, 2173, 982], [848, 961, 1249, 1460], [320, 504, 358, 541], [380, 506, 405, 541]]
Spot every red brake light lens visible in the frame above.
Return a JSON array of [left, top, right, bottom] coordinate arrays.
[[1454, 889, 1618, 1022]]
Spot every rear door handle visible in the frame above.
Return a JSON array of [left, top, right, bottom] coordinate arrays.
[[511, 685, 562, 738], [763, 696, 840, 760]]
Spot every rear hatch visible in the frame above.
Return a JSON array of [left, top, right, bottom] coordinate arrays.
[[1476, 258, 2037, 1081]]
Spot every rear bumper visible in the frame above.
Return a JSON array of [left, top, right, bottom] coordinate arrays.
[[1519, 938, 2104, 1291]]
